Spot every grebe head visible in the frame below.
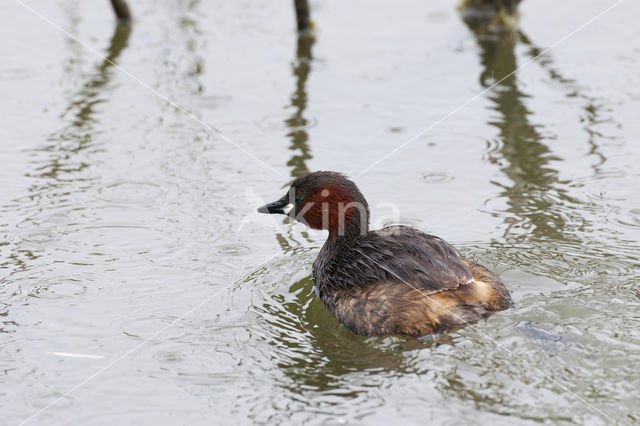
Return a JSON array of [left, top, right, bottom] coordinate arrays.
[[257, 171, 369, 236]]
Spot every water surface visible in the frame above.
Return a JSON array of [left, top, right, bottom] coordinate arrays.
[[1, 0, 639, 424]]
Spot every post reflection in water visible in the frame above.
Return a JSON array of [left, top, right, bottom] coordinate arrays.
[[461, 11, 573, 242], [1, 21, 132, 292], [259, 31, 450, 404], [285, 32, 314, 179], [517, 31, 609, 177], [273, 31, 317, 252], [256, 273, 446, 400], [34, 21, 131, 181]]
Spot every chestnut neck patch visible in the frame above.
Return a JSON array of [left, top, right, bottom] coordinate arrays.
[[300, 184, 364, 235]]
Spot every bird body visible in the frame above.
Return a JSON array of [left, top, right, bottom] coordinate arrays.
[[258, 171, 511, 337]]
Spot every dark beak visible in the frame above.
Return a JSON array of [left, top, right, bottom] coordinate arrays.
[[257, 196, 291, 215]]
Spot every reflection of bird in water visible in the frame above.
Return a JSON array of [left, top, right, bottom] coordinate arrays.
[[255, 274, 458, 394]]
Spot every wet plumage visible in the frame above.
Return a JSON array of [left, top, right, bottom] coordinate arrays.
[[259, 171, 511, 337]]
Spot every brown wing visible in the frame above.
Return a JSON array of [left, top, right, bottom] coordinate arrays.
[[325, 225, 473, 295]]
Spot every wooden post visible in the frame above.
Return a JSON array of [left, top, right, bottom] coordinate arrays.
[[463, 0, 521, 13], [294, 0, 311, 31], [459, 0, 521, 28], [110, 0, 132, 22], [501, 0, 521, 15]]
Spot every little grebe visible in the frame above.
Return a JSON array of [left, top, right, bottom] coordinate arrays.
[[258, 171, 511, 337]]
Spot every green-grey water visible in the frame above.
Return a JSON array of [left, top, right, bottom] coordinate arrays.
[[1, 0, 639, 424]]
